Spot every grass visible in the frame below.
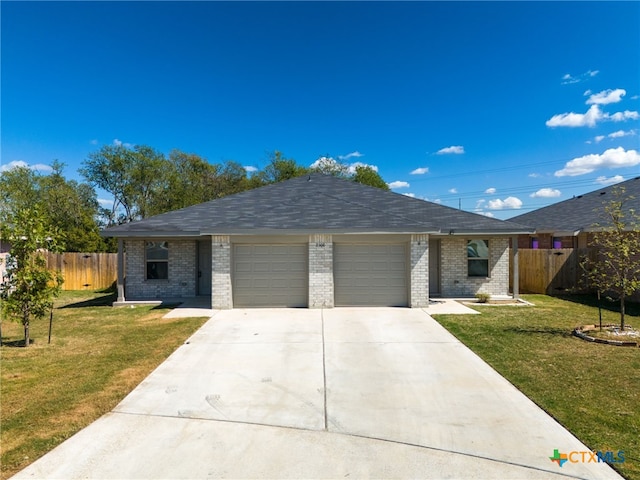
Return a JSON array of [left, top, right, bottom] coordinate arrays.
[[0, 291, 209, 480], [433, 294, 640, 480]]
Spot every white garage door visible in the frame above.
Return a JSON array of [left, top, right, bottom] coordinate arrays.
[[334, 244, 408, 307], [233, 245, 308, 307]]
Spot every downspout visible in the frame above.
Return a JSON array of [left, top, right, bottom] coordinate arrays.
[[117, 238, 125, 303], [512, 236, 519, 299]]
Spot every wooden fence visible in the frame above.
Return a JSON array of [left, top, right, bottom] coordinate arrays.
[[510, 248, 596, 295], [46, 252, 118, 291]]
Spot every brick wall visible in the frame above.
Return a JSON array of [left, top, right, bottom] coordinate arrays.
[[125, 239, 196, 299], [211, 235, 232, 309], [308, 234, 334, 308], [440, 237, 509, 297], [410, 234, 429, 307]]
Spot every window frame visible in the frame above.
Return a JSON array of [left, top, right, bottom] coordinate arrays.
[[145, 241, 169, 280], [467, 239, 490, 278]]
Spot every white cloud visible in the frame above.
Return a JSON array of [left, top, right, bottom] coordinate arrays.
[[402, 193, 416, 198], [98, 198, 114, 207], [585, 88, 626, 105], [337, 151, 363, 161], [561, 70, 599, 85], [113, 138, 133, 148], [1, 160, 28, 172], [347, 161, 378, 174], [0, 160, 52, 173], [310, 156, 334, 169], [480, 211, 495, 218], [546, 105, 639, 128], [546, 104, 603, 127], [448, 188, 458, 194], [608, 129, 633, 138], [388, 181, 410, 189], [530, 188, 561, 198], [528, 173, 542, 178], [487, 196, 523, 210], [591, 129, 636, 144], [410, 167, 429, 175], [244, 166, 258, 172], [484, 187, 496, 194], [311, 156, 378, 174], [554, 147, 640, 177], [608, 110, 639, 122], [596, 175, 625, 185], [437, 145, 465, 155]]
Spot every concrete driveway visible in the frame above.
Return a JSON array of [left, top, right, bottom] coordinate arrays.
[[13, 308, 622, 479]]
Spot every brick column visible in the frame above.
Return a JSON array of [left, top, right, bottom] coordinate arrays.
[[410, 234, 429, 307], [212, 235, 232, 309], [308, 234, 334, 308]]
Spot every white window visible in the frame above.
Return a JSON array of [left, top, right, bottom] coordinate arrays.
[[467, 239, 489, 277], [146, 241, 168, 280]]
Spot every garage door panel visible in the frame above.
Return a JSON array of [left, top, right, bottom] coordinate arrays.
[[334, 244, 408, 307], [233, 245, 308, 307]]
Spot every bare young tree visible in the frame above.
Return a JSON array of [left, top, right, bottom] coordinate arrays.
[[0, 207, 64, 346], [580, 186, 640, 331]]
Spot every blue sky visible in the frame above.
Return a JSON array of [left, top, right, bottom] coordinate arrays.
[[2, 1, 639, 220]]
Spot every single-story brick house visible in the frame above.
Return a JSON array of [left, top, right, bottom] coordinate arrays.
[[103, 174, 532, 308], [509, 176, 640, 249]]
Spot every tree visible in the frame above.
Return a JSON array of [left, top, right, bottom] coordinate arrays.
[[80, 144, 169, 223], [352, 165, 390, 191], [0, 207, 64, 347], [0, 163, 105, 252], [580, 186, 640, 330], [39, 162, 104, 252], [214, 160, 251, 198], [310, 156, 350, 177], [146, 150, 220, 216], [0, 166, 39, 221], [258, 151, 309, 184]]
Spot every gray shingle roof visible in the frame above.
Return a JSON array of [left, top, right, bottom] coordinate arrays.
[[103, 173, 532, 237], [509, 176, 640, 233]]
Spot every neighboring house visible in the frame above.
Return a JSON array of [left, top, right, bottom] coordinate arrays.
[[0, 241, 10, 283], [102, 174, 532, 309], [509, 176, 640, 249]]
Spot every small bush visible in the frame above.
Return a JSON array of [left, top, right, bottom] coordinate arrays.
[[475, 292, 490, 303]]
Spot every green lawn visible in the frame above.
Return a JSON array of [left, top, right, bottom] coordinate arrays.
[[433, 295, 640, 480], [0, 291, 209, 480]]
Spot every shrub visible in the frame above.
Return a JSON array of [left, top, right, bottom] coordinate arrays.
[[475, 292, 491, 303]]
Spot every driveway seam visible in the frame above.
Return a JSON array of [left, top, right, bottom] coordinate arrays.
[[321, 307, 328, 431], [110, 411, 588, 480]]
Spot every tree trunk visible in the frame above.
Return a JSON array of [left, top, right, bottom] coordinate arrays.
[[23, 319, 30, 348], [620, 294, 626, 331]]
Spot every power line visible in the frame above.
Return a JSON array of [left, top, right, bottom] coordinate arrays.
[[434, 177, 621, 201]]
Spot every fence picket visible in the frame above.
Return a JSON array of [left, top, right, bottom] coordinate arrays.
[[45, 252, 118, 290]]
